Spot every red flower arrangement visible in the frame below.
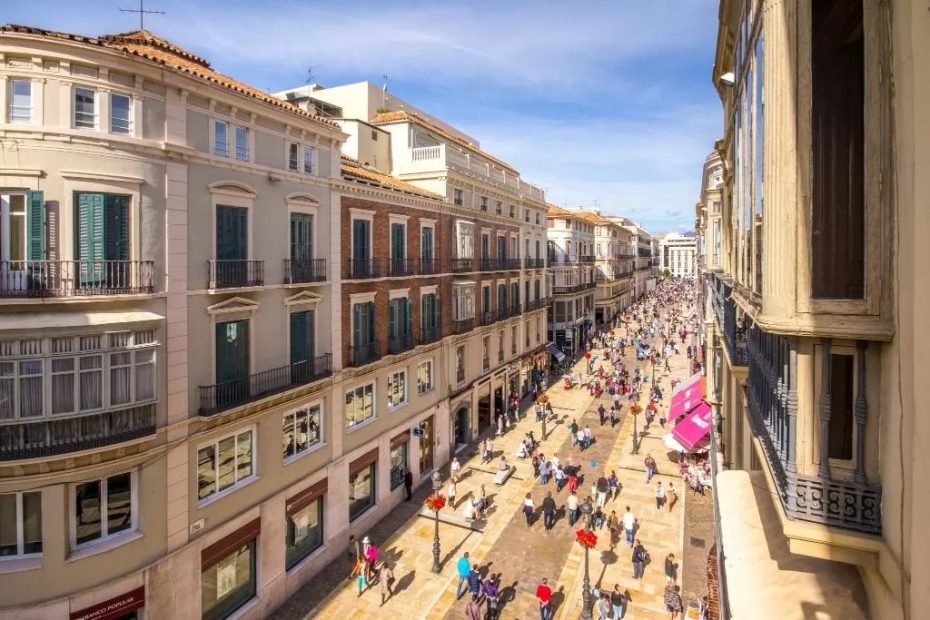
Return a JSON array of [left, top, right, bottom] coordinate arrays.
[[424, 493, 446, 511], [575, 529, 598, 549], [585, 352, 592, 360], [630, 403, 643, 415]]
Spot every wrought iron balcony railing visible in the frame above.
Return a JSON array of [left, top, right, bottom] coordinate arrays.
[[0, 260, 155, 297], [348, 342, 381, 367], [0, 403, 156, 460], [388, 258, 415, 277], [524, 257, 546, 269], [199, 354, 332, 416], [452, 258, 473, 273], [481, 311, 495, 326], [388, 332, 415, 355], [349, 258, 382, 279], [419, 325, 441, 345], [284, 258, 327, 284], [551, 282, 596, 294], [452, 317, 474, 334], [209, 259, 264, 289], [419, 257, 439, 275]]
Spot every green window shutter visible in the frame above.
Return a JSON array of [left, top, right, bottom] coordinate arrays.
[[352, 304, 362, 349], [366, 302, 375, 343], [216, 206, 247, 260], [77, 193, 104, 262], [388, 299, 397, 340], [26, 190, 44, 261], [216, 320, 249, 383], [421, 228, 432, 260], [290, 311, 309, 364], [391, 223, 405, 260], [290, 213, 312, 260], [405, 298, 412, 335], [352, 220, 369, 260], [104, 195, 130, 260]]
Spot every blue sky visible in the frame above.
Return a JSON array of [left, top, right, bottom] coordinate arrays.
[[5, 0, 722, 233]]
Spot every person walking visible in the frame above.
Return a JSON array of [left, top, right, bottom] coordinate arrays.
[[379, 562, 394, 606], [484, 438, 494, 464], [536, 578, 553, 620], [622, 506, 636, 547], [664, 584, 684, 619], [666, 483, 679, 512], [583, 425, 593, 449], [467, 563, 482, 599], [664, 553, 677, 583], [523, 492, 535, 526], [596, 475, 609, 507], [644, 454, 657, 483], [576, 427, 586, 451], [566, 491, 580, 526], [553, 463, 566, 491], [632, 540, 648, 579], [538, 458, 549, 485], [455, 552, 471, 599], [610, 585, 626, 619], [483, 574, 501, 619], [465, 594, 482, 620], [542, 491, 557, 530], [569, 418, 578, 447], [655, 481, 664, 510], [450, 456, 461, 480], [608, 471, 619, 500], [448, 479, 458, 509]]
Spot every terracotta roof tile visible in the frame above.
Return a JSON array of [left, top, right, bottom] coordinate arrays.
[[1, 24, 340, 131], [371, 110, 518, 174], [340, 156, 444, 200], [547, 204, 574, 217]]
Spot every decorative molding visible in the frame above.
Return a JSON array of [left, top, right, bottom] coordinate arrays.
[[60, 170, 144, 184], [208, 180, 257, 198], [206, 296, 260, 316], [283, 291, 322, 307]]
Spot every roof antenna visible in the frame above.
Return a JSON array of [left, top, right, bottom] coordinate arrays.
[[119, 0, 165, 30], [305, 64, 321, 85]]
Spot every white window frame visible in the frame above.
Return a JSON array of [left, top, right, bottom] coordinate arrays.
[[452, 282, 476, 321], [234, 125, 249, 161], [72, 86, 97, 130], [388, 215, 409, 261], [287, 142, 300, 172], [303, 145, 314, 175], [345, 382, 376, 430], [387, 369, 408, 411], [282, 401, 324, 463], [8, 79, 32, 124], [196, 427, 256, 505], [212, 119, 229, 157], [0, 491, 41, 559], [70, 471, 138, 551], [417, 359, 434, 395], [109, 92, 133, 135]]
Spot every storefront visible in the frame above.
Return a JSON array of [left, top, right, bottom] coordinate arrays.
[[70, 587, 145, 620]]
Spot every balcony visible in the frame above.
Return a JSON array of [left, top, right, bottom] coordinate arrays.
[[389, 258, 415, 277], [348, 342, 381, 367], [419, 325, 441, 345], [284, 258, 327, 284], [388, 332, 415, 355], [509, 303, 522, 317], [479, 257, 496, 272], [552, 282, 596, 295], [481, 311, 495, 326], [525, 298, 550, 312], [209, 259, 264, 289], [419, 257, 439, 275], [0, 260, 155, 297], [745, 328, 882, 535], [452, 258, 473, 273], [0, 403, 156, 460], [452, 317, 474, 334], [500, 258, 522, 270], [496, 306, 508, 321], [349, 258, 382, 279], [524, 257, 546, 269], [199, 355, 332, 416], [711, 274, 748, 366]]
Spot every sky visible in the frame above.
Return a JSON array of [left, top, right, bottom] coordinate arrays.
[[5, 0, 722, 233]]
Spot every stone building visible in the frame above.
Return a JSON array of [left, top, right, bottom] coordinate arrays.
[[545, 205, 595, 357]]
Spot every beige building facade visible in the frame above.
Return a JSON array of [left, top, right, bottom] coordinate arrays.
[[704, 1, 930, 619], [545, 205, 595, 357]]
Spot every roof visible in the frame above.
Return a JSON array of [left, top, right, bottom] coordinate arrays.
[[574, 211, 614, 225], [340, 156, 444, 201], [371, 110, 518, 175], [546, 204, 574, 217], [1, 25, 340, 131]]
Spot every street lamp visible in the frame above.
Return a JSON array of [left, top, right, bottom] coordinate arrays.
[[431, 470, 442, 573], [630, 406, 640, 454], [578, 499, 595, 620]]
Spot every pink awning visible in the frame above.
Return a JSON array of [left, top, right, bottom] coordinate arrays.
[[672, 372, 703, 396], [668, 392, 703, 420], [672, 401, 713, 452]]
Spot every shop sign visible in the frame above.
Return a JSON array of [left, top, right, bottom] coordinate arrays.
[[70, 587, 145, 620]]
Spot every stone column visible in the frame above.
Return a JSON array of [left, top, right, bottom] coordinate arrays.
[[785, 338, 798, 474], [818, 338, 832, 478], [854, 341, 868, 484]]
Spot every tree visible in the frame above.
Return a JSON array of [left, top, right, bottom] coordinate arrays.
[[661, 268, 672, 279]]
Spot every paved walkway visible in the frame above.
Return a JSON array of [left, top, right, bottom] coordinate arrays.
[[271, 298, 698, 620]]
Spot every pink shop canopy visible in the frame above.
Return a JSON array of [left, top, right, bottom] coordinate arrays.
[[669, 376, 706, 420], [671, 401, 713, 452], [672, 372, 704, 396]]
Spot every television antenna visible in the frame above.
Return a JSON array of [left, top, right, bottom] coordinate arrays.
[[119, 0, 165, 30]]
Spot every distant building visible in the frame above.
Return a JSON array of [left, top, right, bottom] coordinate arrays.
[[656, 231, 697, 278]]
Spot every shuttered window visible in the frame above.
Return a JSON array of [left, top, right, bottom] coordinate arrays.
[[289, 310, 315, 365], [290, 213, 312, 260], [216, 205, 248, 261], [352, 302, 375, 347]]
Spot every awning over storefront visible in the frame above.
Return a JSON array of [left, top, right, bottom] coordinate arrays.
[[546, 342, 566, 362], [671, 401, 713, 451], [671, 372, 704, 396], [668, 392, 703, 421]]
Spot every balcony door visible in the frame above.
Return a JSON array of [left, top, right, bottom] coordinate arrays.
[[497, 235, 506, 260], [421, 293, 438, 335], [352, 301, 375, 363], [0, 192, 40, 291], [390, 223, 405, 273], [388, 297, 411, 349], [421, 227, 433, 271], [215, 319, 249, 407], [76, 193, 129, 287], [352, 219, 370, 277], [290, 310, 315, 382]]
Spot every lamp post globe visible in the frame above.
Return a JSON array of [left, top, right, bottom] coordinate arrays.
[[431, 470, 442, 492], [431, 470, 442, 573]]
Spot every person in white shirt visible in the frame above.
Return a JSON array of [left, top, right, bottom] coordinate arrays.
[[566, 491, 580, 526], [622, 507, 636, 547], [450, 457, 461, 481]]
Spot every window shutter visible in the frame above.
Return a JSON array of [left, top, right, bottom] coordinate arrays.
[[366, 302, 375, 343], [352, 220, 369, 261], [290, 213, 312, 260], [290, 311, 309, 364], [405, 298, 412, 335], [104, 194, 130, 260], [216, 206, 247, 260], [352, 304, 362, 348], [388, 299, 396, 340], [26, 190, 45, 261]]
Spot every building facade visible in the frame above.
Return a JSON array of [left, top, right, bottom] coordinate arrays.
[[695, 149, 725, 274], [656, 231, 698, 279], [545, 206, 595, 356], [584, 211, 634, 326], [0, 27, 552, 620], [704, 1, 929, 619]]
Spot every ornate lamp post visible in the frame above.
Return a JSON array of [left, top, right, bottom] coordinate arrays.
[[429, 471, 443, 573], [577, 500, 595, 620], [630, 404, 641, 454]]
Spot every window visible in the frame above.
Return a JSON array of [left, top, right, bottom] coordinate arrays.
[[235, 126, 249, 161], [285, 497, 323, 570], [197, 429, 254, 502], [289, 309, 315, 368], [387, 370, 407, 409], [417, 359, 434, 394], [345, 383, 375, 428], [9, 80, 31, 123], [453, 285, 475, 320], [288, 143, 299, 172], [455, 221, 474, 259], [482, 335, 490, 371], [421, 226, 434, 263], [202, 540, 256, 620], [0, 331, 156, 420], [0, 491, 41, 557], [282, 404, 322, 461], [213, 120, 229, 157], [73, 472, 134, 547], [349, 463, 375, 521], [421, 292, 439, 335], [456, 345, 466, 384], [110, 93, 131, 134], [480, 196, 488, 211], [509, 204, 515, 218], [453, 189, 463, 206], [390, 443, 408, 490], [497, 331, 504, 363], [303, 146, 314, 174], [73, 87, 96, 129], [828, 354, 854, 461], [512, 325, 518, 355], [214, 319, 249, 408], [351, 302, 376, 362]]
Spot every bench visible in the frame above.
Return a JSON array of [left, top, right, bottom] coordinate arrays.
[[417, 508, 485, 531], [494, 465, 516, 486]]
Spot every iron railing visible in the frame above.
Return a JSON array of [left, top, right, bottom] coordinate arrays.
[[552, 282, 595, 294], [0, 260, 155, 297], [479, 257, 496, 272], [199, 355, 332, 416], [0, 403, 156, 460], [348, 342, 381, 367], [452, 258, 473, 273], [284, 258, 327, 284], [349, 258, 382, 279], [524, 257, 545, 268], [389, 258, 415, 277], [419, 257, 439, 275], [388, 332, 415, 355], [419, 325, 441, 345], [452, 318, 474, 334], [481, 311, 495, 326], [209, 259, 264, 289]]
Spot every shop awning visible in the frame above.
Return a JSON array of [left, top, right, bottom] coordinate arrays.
[[671, 401, 713, 452], [668, 392, 703, 421], [672, 372, 704, 396], [546, 342, 566, 362]]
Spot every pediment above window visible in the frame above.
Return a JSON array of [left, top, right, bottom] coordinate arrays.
[[206, 296, 260, 316]]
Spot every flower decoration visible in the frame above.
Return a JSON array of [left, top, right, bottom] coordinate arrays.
[[585, 352, 592, 360], [424, 493, 446, 511], [630, 404, 643, 415], [575, 529, 598, 549], [538, 394, 549, 404]]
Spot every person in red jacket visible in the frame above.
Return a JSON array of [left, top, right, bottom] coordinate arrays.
[[536, 577, 553, 620]]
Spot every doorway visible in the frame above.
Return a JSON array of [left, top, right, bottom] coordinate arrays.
[[419, 415, 434, 474], [454, 407, 469, 450], [477, 394, 491, 433]]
